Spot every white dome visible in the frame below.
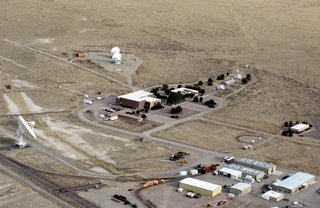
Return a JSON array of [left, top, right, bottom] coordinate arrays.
[[111, 47, 120, 55]]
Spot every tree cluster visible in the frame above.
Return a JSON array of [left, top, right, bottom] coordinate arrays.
[[184, 85, 205, 94], [204, 99, 217, 108], [151, 102, 164, 110], [170, 106, 182, 114], [216, 74, 225, 80], [167, 92, 184, 104], [241, 74, 252, 85], [193, 96, 203, 102]]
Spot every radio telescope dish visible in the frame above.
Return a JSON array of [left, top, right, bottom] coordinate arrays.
[[15, 116, 37, 149], [111, 47, 120, 56], [112, 52, 122, 65]]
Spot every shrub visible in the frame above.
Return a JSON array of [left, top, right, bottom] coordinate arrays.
[[170, 106, 182, 114], [167, 92, 184, 104], [208, 78, 213, 83], [198, 81, 203, 86], [246, 74, 251, 81], [162, 84, 169, 89], [151, 102, 164, 110], [216, 74, 225, 80], [193, 96, 199, 102], [141, 114, 147, 119], [241, 78, 248, 84], [177, 84, 182, 88], [207, 82, 213, 86], [199, 97, 203, 102]]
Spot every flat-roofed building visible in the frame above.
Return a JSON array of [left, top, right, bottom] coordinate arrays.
[[223, 79, 236, 86], [229, 182, 252, 197], [116, 90, 161, 110], [273, 172, 316, 194], [179, 178, 221, 197], [261, 191, 284, 202], [171, 87, 199, 96], [290, 124, 310, 133], [226, 164, 265, 180], [218, 167, 242, 180], [235, 157, 276, 175]]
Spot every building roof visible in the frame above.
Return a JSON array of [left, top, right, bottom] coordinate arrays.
[[263, 190, 284, 199], [144, 96, 161, 103], [290, 124, 309, 131], [226, 164, 264, 176], [117, 90, 153, 102], [236, 157, 274, 169], [273, 172, 315, 190], [171, 87, 198, 94], [230, 182, 251, 191], [180, 178, 221, 191], [219, 167, 242, 176]]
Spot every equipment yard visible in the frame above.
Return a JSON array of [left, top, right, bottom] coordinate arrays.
[[1, 0, 320, 207]]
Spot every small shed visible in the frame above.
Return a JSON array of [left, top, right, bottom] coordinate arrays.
[[215, 84, 225, 90], [223, 79, 236, 86], [261, 190, 284, 202], [233, 74, 242, 80], [229, 182, 252, 197]]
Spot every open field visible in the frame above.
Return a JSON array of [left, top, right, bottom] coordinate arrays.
[[153, 120, 266, 153], [1, 0, 320, 207], [206, 69, 320, 134], [0, 171, 60, 208], [104, 118, 161, 133], [237, 137, 320, 175], [1, 0, 320, 87]]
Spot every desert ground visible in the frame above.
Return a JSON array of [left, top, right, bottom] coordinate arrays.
[[0, 0, 320, 207]]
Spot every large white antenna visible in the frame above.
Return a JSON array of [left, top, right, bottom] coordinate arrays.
[[111, 47, 120, 56], [112, 52, 122, 65], [15, 116, 37, 149]]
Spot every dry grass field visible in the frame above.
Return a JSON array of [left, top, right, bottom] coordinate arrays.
[[206, 69, 320, 134], [153, 120, 265, 153]]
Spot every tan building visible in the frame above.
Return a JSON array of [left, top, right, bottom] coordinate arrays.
[[179, 178, 221, 197], [273, 172, 315, 194], [229, 182, 252, 197], [235, 157, 276, 175], [116, 90, 161, 110]]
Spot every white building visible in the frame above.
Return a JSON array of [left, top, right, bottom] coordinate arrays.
[[229, 182, 252, 197], [233, 74, 242, 80], [290, 124, 310, 133], [273, 172, 316, 193], [218, 167, 242, 180], [215, 84, 225, 90], [171, 87, 198, 95], [223, 79, 236, 86], [261, 190, 284, 202], [179, 178, 222, 197]]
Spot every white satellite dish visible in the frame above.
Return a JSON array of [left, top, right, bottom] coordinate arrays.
[[15, 116, 37, 149], [111, 47, 120, 56], [112, 52, 122, 65]]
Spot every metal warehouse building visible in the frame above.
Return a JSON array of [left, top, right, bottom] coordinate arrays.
[[273, 172, 316, 194], [229, 182, 251, 197], [226, 164, 265, 180], [235, 157, 276, 175], [179, 178, 222, 197], [218, 167, 242, 180], [116, 90, 161, 110]]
